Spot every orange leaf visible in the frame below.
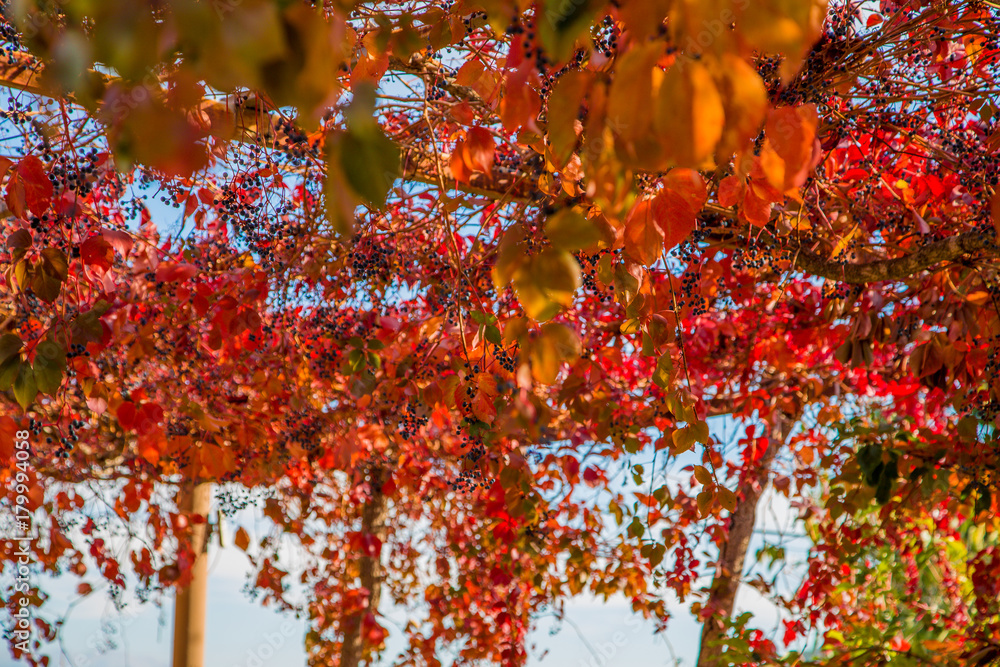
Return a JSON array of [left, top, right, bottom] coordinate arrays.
[[500, 64, 541, 134], [455, 59, 485, 87], [662, 168, 707, 211], [765, 104, 819, 190], [472, 391, 496, 423], [624, 198, 665, 265], [718, 175, 744, 208], [653, 188, 697, 251], [547, 70, 591, 168], [450, 141, 473, 184], [715, 53, 769, 156], [741, 188, 773, 227], [463, 127, 496, 174], [607, 42, 666, 170], [351, 39, 389, 86], [138, 432, 162, 465], [234, 527, 250, 551], [450, 101, 475, 125]]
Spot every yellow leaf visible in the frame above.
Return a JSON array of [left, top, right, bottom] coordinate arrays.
[[546, 71, 592, 168], [831, 220, 859, 259], [530, 323, 581, 384], [655, 61, 724, 169], [512, 249, 581, 321], [608, 42, 667, 170], [737, 0, 829, 80], [544, 208, 601, 251], [717, 487, 737, 511], [712, 53, 769, 157]]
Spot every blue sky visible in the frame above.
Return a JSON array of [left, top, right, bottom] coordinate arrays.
[[1, 466, 809, 667]]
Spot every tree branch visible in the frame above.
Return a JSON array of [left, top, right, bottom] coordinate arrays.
[[791, 229, 995, 284]]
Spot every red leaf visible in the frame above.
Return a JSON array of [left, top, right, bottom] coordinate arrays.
[[13, 156, 53, 217], [362, 613, 387, 646], [102, 228, 133, 257], [992, 191, 1000, 236], [155, 262, 199, 282], [117, 401, 137, 430], [81, 236, 114, 272], [136, 402, 164, 436]]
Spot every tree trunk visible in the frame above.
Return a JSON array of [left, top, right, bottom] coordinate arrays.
[[172, 482, 212, 667], [339, 468, 388, 667], [696, 413, 793, 667]]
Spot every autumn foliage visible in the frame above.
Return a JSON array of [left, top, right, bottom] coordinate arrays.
[[0, 0, 999, 666]]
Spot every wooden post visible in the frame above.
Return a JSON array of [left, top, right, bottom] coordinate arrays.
[[696, 413, 793, 667], [339, 468, 388, 667], [172, 482, 212, 667]]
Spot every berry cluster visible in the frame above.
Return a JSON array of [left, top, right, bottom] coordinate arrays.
[[50, 419, 85, 459], [397, 402, 429, 441], [591, 15, 619, 59]]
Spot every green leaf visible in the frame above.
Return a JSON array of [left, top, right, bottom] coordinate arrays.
[[0, 333, 22, 365], [346, 349, 366, 373], [538, 0, 603, 62], [40, 247, 69, 279], [484, 324, 502, 347], [29, 248, 68, 303], [33, 340, 66, 395], [13, 362, 37, 410], [335, 84, 400, 207], [338, 127, 400, 207], [0, 356, 19, 390], [974, 485, 992, 515]]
